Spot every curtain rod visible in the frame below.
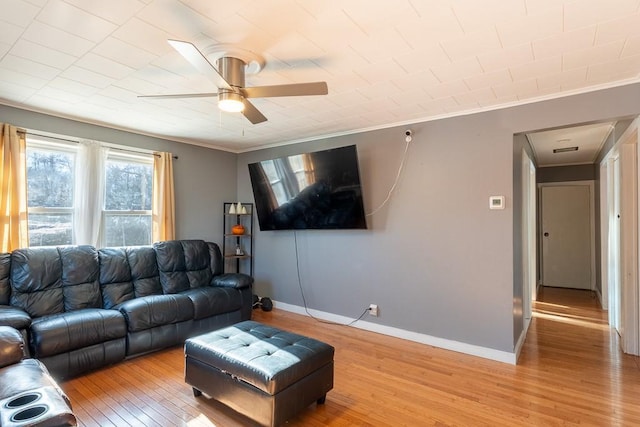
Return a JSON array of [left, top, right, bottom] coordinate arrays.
[[26, 131, 178, 160]]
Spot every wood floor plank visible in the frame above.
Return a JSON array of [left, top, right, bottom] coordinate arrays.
[[60, 287, 640, 426]]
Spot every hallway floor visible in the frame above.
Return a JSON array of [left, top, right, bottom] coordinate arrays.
[[518, 286, 640, 423]]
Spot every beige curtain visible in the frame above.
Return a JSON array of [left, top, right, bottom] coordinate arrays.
[[0, 124, 29, 251], [152, 152, 175, 242]]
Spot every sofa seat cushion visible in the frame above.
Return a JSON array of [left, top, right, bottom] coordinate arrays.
[[30, 308, 127, 358], [115, 294, 194, 332], [0, 305, 31, 330], [181, 287, 243, 320]]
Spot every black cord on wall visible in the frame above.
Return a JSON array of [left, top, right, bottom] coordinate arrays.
[[294, 230, 370, 326]]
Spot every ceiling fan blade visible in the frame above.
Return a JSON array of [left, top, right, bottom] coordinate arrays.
[[167, 39, 231, 90], [243, 81, 328, 98], [242, 99, 267, 124], [138, 92, 218, 99]]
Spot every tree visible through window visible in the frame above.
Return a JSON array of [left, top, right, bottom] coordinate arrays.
[[103, 156, 152, 247], [26, 145, 75, 246]]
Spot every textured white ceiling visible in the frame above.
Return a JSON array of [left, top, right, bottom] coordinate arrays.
[[2, 0, 640, 152]]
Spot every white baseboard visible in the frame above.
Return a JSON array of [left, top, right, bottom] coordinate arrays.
[[272, 300, 517, 365], [514, 318, 530, 363]]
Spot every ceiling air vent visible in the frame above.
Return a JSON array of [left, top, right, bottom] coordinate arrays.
[[553, 146, 579, 153]]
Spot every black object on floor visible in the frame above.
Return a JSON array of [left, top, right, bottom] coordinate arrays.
[[252, 296, 273, 312]]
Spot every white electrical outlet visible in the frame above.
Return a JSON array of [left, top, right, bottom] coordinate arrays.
[[369, 304, 379, 317]]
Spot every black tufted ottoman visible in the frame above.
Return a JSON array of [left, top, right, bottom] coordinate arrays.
[[184, 320, 334, 426]]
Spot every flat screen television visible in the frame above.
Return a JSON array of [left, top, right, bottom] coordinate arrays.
[[248, 145, 367, 230]]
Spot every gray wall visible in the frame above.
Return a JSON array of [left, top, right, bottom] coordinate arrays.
[[537, 164, 596, 183], [238, 83, 640, 354], [0, 105, 237, 243]]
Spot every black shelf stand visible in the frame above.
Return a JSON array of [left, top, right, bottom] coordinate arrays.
[[222, 202, 254, 275]]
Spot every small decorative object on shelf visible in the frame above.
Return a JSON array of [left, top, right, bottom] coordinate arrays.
[[231, 224, 245, 235], [223, 202, 254, 275]]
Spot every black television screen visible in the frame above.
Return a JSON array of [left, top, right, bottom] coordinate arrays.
[[248, 145, 367, 230]]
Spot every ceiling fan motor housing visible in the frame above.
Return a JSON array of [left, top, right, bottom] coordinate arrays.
[[217, 56, 246, 88]]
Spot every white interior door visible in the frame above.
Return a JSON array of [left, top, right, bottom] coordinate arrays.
[[540, 183, 593, 289]]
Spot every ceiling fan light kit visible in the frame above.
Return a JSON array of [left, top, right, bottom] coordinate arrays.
[[139, 40, 329, 124], [218, 90, 245, 113]]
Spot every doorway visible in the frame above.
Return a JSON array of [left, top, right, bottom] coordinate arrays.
[[522, 118, 640, 357]]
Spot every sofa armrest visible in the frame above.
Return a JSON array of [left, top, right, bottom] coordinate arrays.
[[212, 273, 253, 290], [115, 294, 194, 332], [0, 305, 32, 330], [0, 326, 24, 368]]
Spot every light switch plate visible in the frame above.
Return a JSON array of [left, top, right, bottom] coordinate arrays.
[[489, 196, 505, 210]]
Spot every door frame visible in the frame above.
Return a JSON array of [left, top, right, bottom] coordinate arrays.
[[600, 117, 640, 355], [620, 129, 639, 354], [522, 151, 536, 328], [537, 180, 596, 290]]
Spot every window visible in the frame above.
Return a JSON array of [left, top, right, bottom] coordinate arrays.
[[260, 155, 315, 206], [26, 142, 75, 246], [261, 159, 288, 205], [26, 136, 154, 248], [103, 153, 153, 247]]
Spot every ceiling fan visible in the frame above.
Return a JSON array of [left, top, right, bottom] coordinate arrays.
[[139, 40, 329, 124]]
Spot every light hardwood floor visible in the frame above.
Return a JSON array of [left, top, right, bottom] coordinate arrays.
[[61, 288, 640, 426]]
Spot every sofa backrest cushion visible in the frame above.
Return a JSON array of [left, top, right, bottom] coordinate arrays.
[[0, 253, 11, 305], [99, 247, 134, 309], [127, 246, 162, 296], [10, 246, 101, 317], [11, 247, 64, 317], [58, 245, 101, 311], [153, 240, 214, 294], [99, 246, 161, 309]]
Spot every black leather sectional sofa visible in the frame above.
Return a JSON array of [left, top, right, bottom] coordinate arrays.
[[0, 239, 253, 380]]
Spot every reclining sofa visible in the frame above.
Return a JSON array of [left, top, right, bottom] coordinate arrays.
[[0, 240, 253, 380]]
